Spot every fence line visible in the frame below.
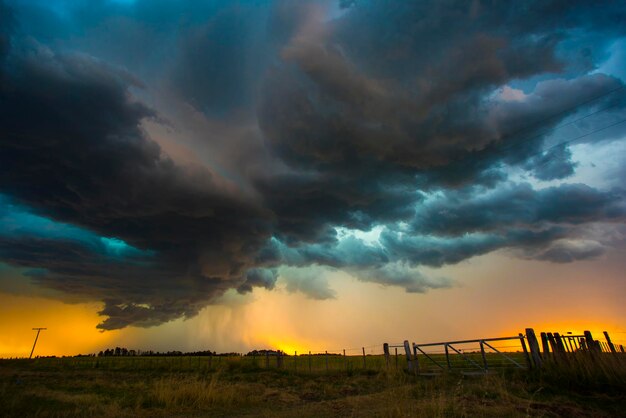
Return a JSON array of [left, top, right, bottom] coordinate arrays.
[[9, 328, 623, 376]]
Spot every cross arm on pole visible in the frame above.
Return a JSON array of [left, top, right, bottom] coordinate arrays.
[[29, 328, 47, 359]]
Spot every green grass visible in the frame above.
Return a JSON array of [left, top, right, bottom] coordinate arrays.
[[6, 352, 527, 374], [1, 354, 397, 375], [0, 353, 624, 417]]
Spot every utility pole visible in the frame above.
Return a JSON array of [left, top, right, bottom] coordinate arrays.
[[29, 328, 46, 359]]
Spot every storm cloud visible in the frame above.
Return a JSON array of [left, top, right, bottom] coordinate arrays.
[[1, 0, 626, 329]]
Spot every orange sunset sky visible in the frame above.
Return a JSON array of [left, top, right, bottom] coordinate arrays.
[[2, 250, 625, 357]]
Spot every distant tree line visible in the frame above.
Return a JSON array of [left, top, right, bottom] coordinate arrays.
[[98, 347, 136, 357], [96, 347, 243, 357], [245, 349, 282, 356], [244, 350, 343, 356]]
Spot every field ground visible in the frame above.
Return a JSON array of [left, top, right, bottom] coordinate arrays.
[[1, 354, 625, 417]]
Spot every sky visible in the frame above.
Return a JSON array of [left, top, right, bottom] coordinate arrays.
[[1, 0, 626, 357]]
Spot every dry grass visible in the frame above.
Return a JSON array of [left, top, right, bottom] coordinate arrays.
[[540, 352, 626, 389], [0, 354, 625, 417], [152, 374, 234, 408]]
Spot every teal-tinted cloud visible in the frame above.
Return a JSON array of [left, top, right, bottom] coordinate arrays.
[[0, 194, 151, 259], [2, 0, 626, 330]]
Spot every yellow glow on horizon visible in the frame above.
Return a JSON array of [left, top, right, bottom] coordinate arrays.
[[250, 332, 334, 355], [0, 294, 115, 358], [262, 339, 302, 355], [1, 251, 625, 357], [239, 287, 336, 354]]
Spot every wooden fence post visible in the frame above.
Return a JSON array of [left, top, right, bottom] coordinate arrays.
[[413, 343, 420, 374], [362, 347, 366, 369], [403, 340, 414, 373], [540, 332, 550, 356], [603, 332, 617, 353], [525, 328, 542, 368], [555, 333, 570, 364], [479, 340, 488, 371], [294, 351, 297, 371], [308, 351, 311, 372], [383, 343, 390, 369], [584, 331, 599, 354], [546, 333, 558, 354], [553, 333, 567, 354], [325, 351, 328, 372], [552, 333, 560, 353], [444, 344, 451, 369], [519, 333, 532, 369], [344, 349, 347, 371], [413, 344, 420, 375]]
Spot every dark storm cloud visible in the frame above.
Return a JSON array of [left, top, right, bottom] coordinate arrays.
[[1, 41, 269, 251], [172, 6, 266, 114], [256, 0, 626, 252], [334, 1, 626, 80], [255, 173, 419, 244], [0, 237, 224, 329], [2, 0, 626, 328], [259, 63, 623, 243], [378, 227, 572, 268], [0, 31, 273, 328], [411, 183, 626, 237], [260, 55, 622, 180], [171, 0, 322, 115], [526, 145, 577, 181], [258, 0, 626, 199], [0, 1, 12, 63], [8, 0, 315, 115], [237, 268, 278, 294]]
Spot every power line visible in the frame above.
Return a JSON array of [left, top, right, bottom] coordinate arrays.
[[440, 86, 626, 174], [530, 116, 626, 170], [493, 84, 625, 149], [514, 98, 625, 149], [478, 88, 626, 164], [29, 327, 46, 359]]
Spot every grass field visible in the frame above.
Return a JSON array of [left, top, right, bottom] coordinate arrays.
[[1, 353, 625, 417]]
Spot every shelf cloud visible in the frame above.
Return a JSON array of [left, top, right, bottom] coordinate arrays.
[[1, 0, 625, 329]]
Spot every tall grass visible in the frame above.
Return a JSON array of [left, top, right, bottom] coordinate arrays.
[[1, 352, 624, 417], [151, 373, 236, 408], [539, 352, 626, 389]]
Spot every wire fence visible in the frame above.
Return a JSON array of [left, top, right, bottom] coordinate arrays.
[[5, 350, 402, 373], [5, 329, 623, 375]]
